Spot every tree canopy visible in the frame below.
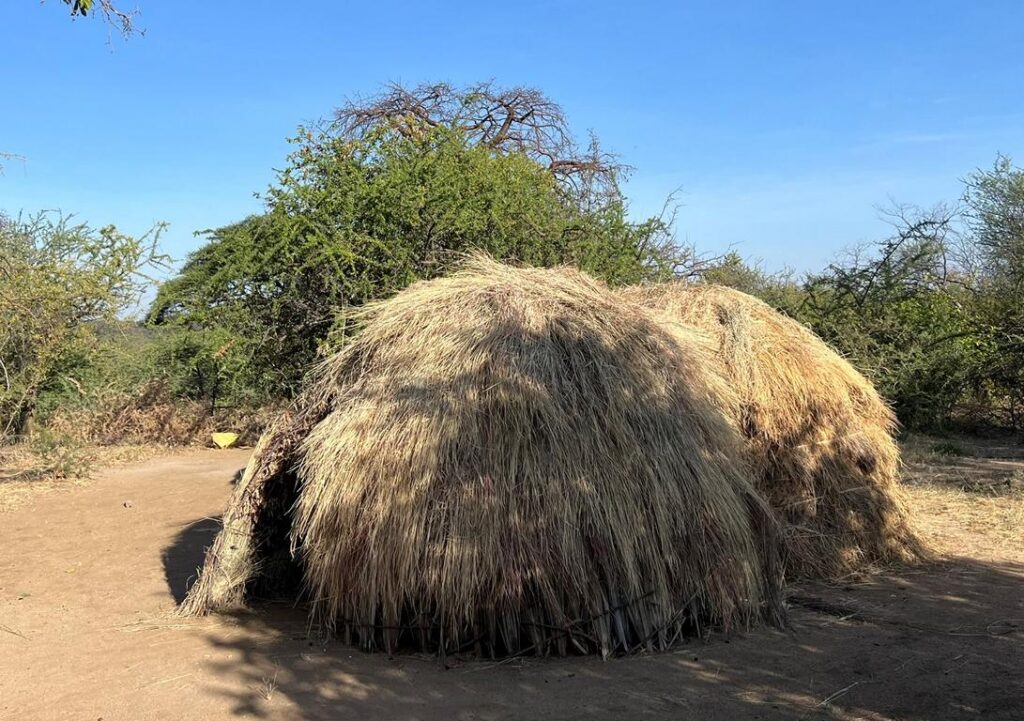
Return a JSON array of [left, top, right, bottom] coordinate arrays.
[[150, 83, 685, 398]]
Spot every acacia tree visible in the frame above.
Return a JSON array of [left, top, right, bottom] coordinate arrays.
[[793, 205, 985, 427], [151, 83, 686, 399], [0, 213, 164, 439]]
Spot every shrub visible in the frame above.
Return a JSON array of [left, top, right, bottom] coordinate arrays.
[[0, 212, 165, 442]]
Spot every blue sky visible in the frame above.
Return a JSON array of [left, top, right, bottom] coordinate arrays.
[[2, 1, 1022, 275]]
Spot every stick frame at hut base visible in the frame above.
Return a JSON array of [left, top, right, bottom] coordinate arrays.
[[179, 414, 304, 616]]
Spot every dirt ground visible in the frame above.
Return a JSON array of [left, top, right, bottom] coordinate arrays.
[[1, 442, 1021, 721]]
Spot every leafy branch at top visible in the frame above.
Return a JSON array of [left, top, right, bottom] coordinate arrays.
[[62, 0, 140, 36]]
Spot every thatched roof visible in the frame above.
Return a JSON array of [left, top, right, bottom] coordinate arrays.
[[182, 256, 784, 657], [618, 283, 924, 578]]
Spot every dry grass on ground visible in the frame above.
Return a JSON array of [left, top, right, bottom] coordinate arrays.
[[901, 433, 1024, 561]]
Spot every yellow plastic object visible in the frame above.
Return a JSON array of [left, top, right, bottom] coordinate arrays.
[[211, 432, 239, 449]]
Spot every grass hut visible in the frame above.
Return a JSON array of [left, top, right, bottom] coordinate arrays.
[[181, 257, 784, 657], [618, 283, 923, 578]]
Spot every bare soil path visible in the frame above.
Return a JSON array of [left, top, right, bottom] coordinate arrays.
[[1, 448, 1021, 720]]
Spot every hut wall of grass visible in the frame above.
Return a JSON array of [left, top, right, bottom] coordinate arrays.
[[181, 257, 785, 657], [618, 283, 923, 578]]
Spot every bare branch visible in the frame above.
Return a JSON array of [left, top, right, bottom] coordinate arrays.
[[331, 81, 625, 201], [0, 151, 26, 175]]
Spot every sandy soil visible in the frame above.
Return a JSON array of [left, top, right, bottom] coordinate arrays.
[[1, 446, 1021, 721]]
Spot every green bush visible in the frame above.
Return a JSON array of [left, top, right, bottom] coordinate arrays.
[[30, 322, 272, 446], [0, 212, 165, 442]]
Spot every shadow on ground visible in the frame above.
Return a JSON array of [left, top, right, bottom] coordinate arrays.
[[163, 516, 223, 604], [161, 520, 1022, 721], [161, 466, 245, 604]]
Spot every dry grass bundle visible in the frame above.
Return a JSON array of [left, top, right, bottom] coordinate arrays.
[[182, 256, 784, 656], [618, 283, 924, 578]]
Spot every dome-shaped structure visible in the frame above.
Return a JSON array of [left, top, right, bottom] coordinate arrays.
[[618, 283, 922, 578], [182, 257, 784, 656]]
